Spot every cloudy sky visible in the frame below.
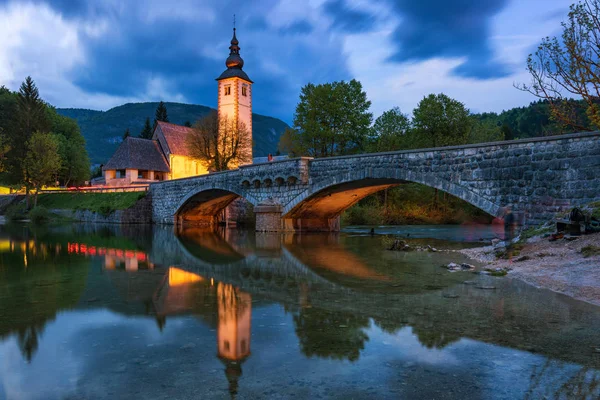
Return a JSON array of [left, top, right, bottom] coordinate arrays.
[[0, 0, 571, 123]]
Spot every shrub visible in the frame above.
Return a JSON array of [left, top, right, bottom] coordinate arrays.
[[5, 203, 28, 221], [581, 245, 600, 258], [98, 205, 114, 217], [28, 206, 50, 224]]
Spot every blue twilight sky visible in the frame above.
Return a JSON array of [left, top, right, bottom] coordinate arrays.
[[0, 0, 572, 123]]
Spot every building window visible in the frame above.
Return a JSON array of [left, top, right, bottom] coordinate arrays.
[[224, 85, 231, 96], [116, 169, 126, 178], [242, 86, 247, 97]]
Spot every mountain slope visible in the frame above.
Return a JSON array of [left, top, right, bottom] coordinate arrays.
[[57, 102, 289, 165]]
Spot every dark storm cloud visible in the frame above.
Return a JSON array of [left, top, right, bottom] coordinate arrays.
[[323, 0, 376, 33], [14, 0, 351, 121], [387, 0, 512, 79]]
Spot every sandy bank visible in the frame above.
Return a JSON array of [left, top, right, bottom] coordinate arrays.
[[459, 233, 600, 306]]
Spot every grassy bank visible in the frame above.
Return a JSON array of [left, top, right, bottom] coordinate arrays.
[[35, 192, 146, 214], [341, 184, 493, 226]]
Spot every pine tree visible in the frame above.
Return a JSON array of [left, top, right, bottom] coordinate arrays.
[[16, 76, 49, 141], [122, 128, 130, 140], [139, 117, 153, 139], [154, 101, 169, 124], [10, 77, 51, 207]]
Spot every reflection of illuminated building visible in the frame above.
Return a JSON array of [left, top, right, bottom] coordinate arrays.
[[217, 283, 252, 397]]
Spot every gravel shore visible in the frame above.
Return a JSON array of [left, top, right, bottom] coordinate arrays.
[[459, 233, 600, 306]]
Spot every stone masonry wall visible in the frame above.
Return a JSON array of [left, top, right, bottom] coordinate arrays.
[[151, 132, 600, 228], [303, 132, 600, 226], [53, 192, 153, 224]]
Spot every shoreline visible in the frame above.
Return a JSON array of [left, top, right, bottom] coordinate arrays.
[[458, 232, 600, 307]]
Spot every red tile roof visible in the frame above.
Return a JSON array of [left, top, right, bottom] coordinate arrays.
[[156, 121, 195, 157]]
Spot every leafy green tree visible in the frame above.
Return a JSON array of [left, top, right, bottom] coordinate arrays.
[[139, 117, 153, 139], [277, 127, 301, 157], [412, 94, 472, 205], [122, 128, 130, 140], [47, 108, 90, 186], [54, 134, 90, 186], [288, 79, 372, 157], [517, 0, 600, 130], [368, 107, 411, 152], [154, 101, 169, 124], [23, 132, 61, 206], [468, 117, 505, 144], [412, 93, 472, 147]]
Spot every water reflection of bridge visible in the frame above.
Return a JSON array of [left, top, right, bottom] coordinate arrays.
[[151, 226, 600, 369], [2, 224, 600, 373]]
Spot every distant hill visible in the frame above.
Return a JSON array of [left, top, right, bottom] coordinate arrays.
[[57, 102, 290, 165]]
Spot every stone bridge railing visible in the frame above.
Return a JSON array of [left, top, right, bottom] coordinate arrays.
[[151, 131, 600, 230]]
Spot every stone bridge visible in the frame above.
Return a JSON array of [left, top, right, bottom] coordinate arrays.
[[150, 132, 600, 231]]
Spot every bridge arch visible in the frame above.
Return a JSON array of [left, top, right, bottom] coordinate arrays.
[[282, 166, 502, 230], [174, 183, 258, 226]]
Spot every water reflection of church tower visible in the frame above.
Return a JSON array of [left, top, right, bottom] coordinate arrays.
[[217, 282, 251, 397]]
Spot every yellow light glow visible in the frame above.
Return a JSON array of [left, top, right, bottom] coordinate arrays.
[[168, 267, 203, 286]]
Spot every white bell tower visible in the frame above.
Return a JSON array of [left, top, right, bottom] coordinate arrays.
[[216, 27, 253, 165]]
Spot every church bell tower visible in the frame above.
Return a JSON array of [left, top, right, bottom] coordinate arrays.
[[217, 27, 253, 165]]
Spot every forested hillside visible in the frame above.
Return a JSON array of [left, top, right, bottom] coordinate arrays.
[[58, 102, 290, 164], [473, 99, 592, 140]]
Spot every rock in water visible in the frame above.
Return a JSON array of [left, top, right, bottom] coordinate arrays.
[[445, 262, 461, 271], [460, 263, 476, 270]]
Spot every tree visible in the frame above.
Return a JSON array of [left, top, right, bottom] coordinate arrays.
[[139, 117, 153, 139], [186, 111, 252, 171], [122, 128, 130, 140], [289, 79, 372, 157], [412, 93, 472, 205], [184, 120, 192, 127], [23, 132, 61, 206], [517, 0, 600, 131], [468, 117, 505, 144], [412, 93, 472, 147], [154, 101, 169, 124], [367, 107, 411, 152], [16, 77, 49, 140], [277, 127, 301, 157], [4, 77, 50, 192], [54, 134, 90, 186], [47, 108, 90, 186]]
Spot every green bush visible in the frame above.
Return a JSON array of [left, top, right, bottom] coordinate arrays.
[[581, 245, 600, 258], [98, 205, 114, 217], [28, 206, 50, 224], [5, 203, 28, 221]]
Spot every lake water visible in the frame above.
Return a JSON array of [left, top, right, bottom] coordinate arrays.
[[0, 223, 599, 400]]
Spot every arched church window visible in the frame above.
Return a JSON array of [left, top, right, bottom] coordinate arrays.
[[242, 86, 247, 96], [224, 85, 231, 96]]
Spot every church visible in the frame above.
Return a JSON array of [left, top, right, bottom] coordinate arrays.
[[102, 28, 255, 186]]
